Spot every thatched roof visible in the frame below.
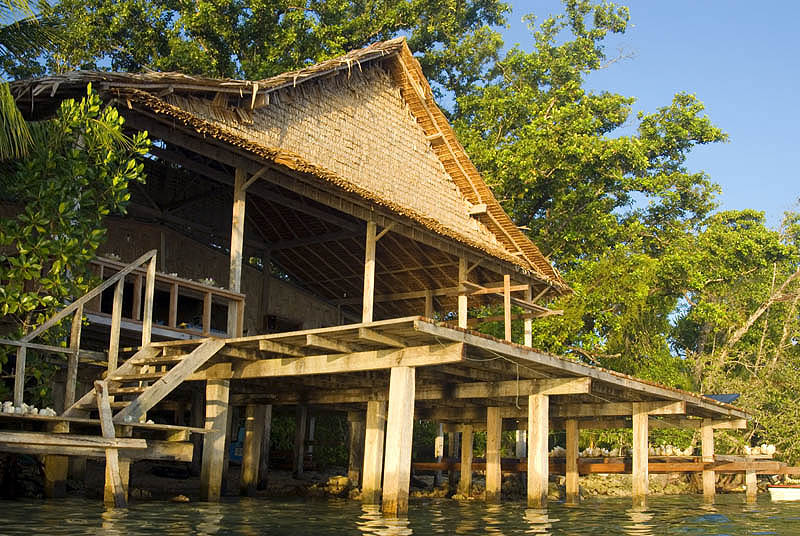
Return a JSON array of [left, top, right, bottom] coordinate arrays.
[[12, 38, 568, 295]]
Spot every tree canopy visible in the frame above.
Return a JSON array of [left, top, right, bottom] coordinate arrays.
[[3, 0, 800, 461]]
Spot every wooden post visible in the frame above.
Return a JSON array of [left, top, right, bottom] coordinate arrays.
[[524, 285, 533, 347], [565, 418, 579, 504], [108, 278, 124, 374], [293, 405, 308, 478], [258, 404, 272, 490], [65, 305, 83, 408], [745, 465, 757, 503], [168, 283, 178, 328], [43, 422, 69, 498], [362, 221, 377, 323], [104, 457, 131, 506], [458, 257, 468, 328], [95, 381, 127, 507], [307, 416, 316, 457], [65, 308, 85, 480], [200, 379, 230, 502], [362, 400, 387, 504], [190, 387, 204, 475], [348, 410, 366, 486], [13, 346, 26, 407], [202, 292, 212, 336], [433, 422, 444, 487], [701, 418, 715, 500], [447, 431, 460, 492], [458, 424, 474, 497], [382, 366, 415, 515], [486, 407, 502, 503], [515, 430, 527, 459], [424, 290, 434, 319], [43, 455, 69, 499], [89, 265, 104, 312], [632, 402, 649, 506], [141, 256, 156, 346], [503, 274, 512, 341], [240, 404, 266, 495], [227, 168, 246, 335], [527, 393, 549, 508], [132, 274, 142, 321]]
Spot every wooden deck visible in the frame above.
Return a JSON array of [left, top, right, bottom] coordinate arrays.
[[147, 316, 747, 423]]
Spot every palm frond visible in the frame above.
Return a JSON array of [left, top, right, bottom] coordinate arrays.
[[0, 13, 59, 61], [0, 0, 34, 21], [0, 82, 31, 160]]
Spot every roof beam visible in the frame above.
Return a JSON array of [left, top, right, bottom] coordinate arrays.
[[269, 230, 360, 250], [148, 145, 360, 233]]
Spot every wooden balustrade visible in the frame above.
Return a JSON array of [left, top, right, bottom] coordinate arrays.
[[1, 251, 245, 409], [87, 256, 245, 339]]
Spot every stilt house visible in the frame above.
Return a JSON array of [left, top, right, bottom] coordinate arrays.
[[4, 38, 753, 512]]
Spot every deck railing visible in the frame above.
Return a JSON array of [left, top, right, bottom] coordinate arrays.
[[87, 256, 245, 339], [1, 251, 246, 408], [2, 250, 159, 407]]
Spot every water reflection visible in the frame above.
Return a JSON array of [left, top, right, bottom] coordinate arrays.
[[483, 503, 505, 535], [523, 507, 554, 535], [100, 506, 129, 536], [621, 506, 654, 536], [4, 493, 800, 535], [356, 504, 412, 536], [453, 501, 478, 534], [428, 502, 448, 534], [194, 503, 224, 536]]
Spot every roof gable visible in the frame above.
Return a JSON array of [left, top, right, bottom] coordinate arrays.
[[12, 37, 567, 292]]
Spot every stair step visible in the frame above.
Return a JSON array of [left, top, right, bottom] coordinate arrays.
[[110, 372, 165, 382], [130, 356, 186, 366], [108, 385, 148, 395], [110, 401, 131, 409]]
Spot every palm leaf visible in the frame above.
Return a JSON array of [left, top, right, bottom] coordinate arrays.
[[0, 82, 31, 159], [0, 0, 35, 21], [0, 13, 59, 61]]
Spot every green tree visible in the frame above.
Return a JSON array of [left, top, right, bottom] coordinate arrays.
[[454, 2, 725, 264], [454, 1, 725, 392], [0, 85, 149, 402], [25, 0, 507, 98]]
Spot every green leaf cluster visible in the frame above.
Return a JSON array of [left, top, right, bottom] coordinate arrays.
[[0, 86, 149, 403], [25, 0, 507, 100]]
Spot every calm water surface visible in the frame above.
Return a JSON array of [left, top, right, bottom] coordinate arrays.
[[0, 494, 799, 535]]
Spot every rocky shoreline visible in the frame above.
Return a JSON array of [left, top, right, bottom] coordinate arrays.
[[0, 454, 775, 503]]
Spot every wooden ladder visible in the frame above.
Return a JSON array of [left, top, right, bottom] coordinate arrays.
[[63, 339, 225, 422]]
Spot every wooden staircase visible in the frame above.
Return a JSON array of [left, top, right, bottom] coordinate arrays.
[[64, 339, 225, 423]]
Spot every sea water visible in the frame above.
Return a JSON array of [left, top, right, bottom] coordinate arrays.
[[1, 494, 799, 535]]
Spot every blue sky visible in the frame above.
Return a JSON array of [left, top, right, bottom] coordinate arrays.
[[504, 0, 798, 228]]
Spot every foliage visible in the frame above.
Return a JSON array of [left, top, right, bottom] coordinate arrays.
[[0, 85, 148, 402], [27, 0, 507, 99], [0, 0, 61, 159], [457, 1, 800, 462]]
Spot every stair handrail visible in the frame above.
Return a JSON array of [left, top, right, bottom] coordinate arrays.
[[7, 249, 158, 406]]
